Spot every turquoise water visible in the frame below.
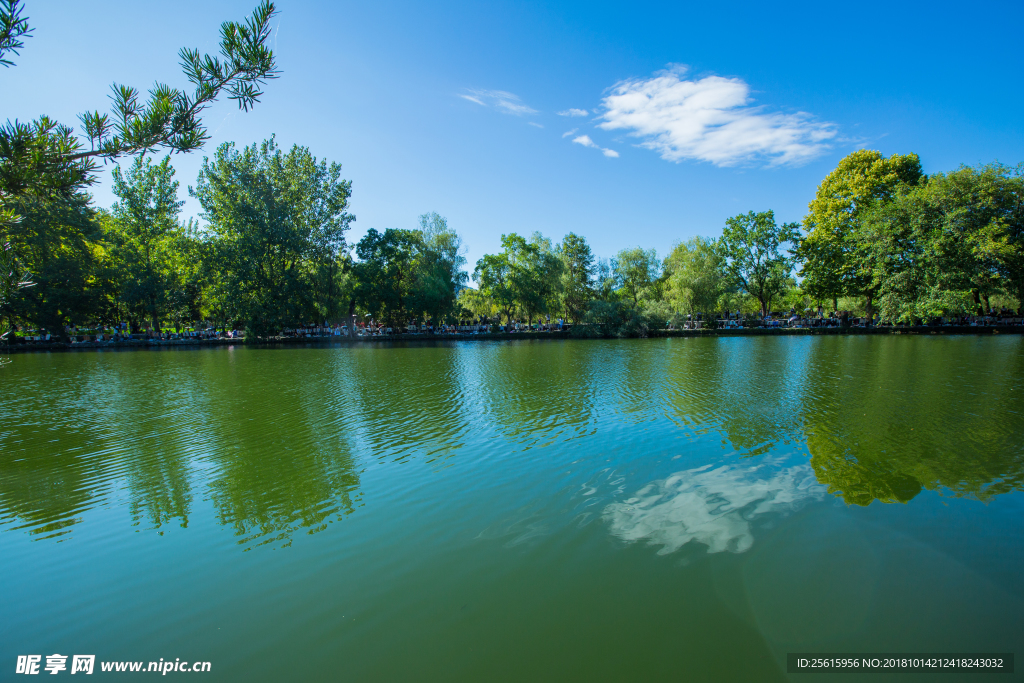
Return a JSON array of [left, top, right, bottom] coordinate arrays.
[[1, 336, 1022, 680]]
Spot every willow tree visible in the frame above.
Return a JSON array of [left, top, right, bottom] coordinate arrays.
[[474, 247, 517, 324], [663, 236, 727, 318], [411, 212, 469, 323], [612, 247, 659, 307]]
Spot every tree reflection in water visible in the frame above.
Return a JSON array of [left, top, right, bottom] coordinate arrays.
[[1, 336, 1022, 547], [801, 337, 1024, 505]]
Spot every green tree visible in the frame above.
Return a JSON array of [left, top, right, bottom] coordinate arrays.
[[473, 233, 561, 327], [0, 1, 31, 68], [457, 287, 497, 321], [612, 247, 659, 307], [1, 0, 280, 349], [191, 137, 354, 337], [522, 232, 563, 326], [2, 193, 101, 340], [663, 237, 727, 318], [473, 246, 517, 324], [557, 232, 595, 322], [854, 163, 1024, 322], [409, 212, 469, 323], [797, 149, 923, 315], [720, 210, 799, 317], [0, 240, 32, 343], [165, 219, 211, 330], [925, 163, 1024, 314], [353, 228, 421, 328], [108, 155, 184, 332]]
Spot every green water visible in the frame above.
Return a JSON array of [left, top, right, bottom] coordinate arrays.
[[2, 337, 1022, 681]]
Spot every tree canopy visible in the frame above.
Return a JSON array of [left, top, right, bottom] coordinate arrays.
[[797, 150, 923, 313], [191, 137, 353, 337], [720, 210, 799, 317]]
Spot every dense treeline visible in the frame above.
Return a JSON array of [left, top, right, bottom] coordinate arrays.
[[2, 147, 1022, 342], [467, 151, 1023, 335]]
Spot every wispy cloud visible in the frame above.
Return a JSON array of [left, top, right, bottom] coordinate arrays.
[[597, 65, 837, 166], [528, 121, 544, 128], [558, 108, 589, 117], [562, 128, 578, 138], [572, 134, 619, 158], [460, 88, 538, 116]]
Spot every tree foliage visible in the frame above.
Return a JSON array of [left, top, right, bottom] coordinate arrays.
[[720, 210, 799, 317], [2, 193, 100, 340], [851, 163, 1024, 323], [106, 156, 185, 331], [191, 137, 353, 337], [0, 0, 31, 68], [0, 2, 278, 215], [797, 150, 923, 313], [663, 237, 728, 317], [612, 247, 659, 306], [557, 232, 595, 322]]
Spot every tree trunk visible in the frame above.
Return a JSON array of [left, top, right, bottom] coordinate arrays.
[[865, 293, 874, 322]]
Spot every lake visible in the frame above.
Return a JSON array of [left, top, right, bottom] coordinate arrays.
[[2, 336, 1022, 681]]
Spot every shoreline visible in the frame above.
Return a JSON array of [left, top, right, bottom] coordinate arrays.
[[3, 324, 1022, 353]]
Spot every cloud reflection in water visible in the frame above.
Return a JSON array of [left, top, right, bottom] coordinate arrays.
[[604, 461, 825, 554]]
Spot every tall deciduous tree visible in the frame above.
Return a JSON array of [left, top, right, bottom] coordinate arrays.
[[353, 228, 421, 327], [191, 137, 353, 337], [108, 155, 184, 332], [720, 210, 799, 317], [411, 212, 468, 323], [557, 232, 594, 322], [473, 247, 517, 324], [2, 193, 100, 340], [855, 163, 1024, 322], [797, 149, 923, 315]]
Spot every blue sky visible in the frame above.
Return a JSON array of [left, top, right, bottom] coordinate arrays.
[[5, 0, 1023, 271]]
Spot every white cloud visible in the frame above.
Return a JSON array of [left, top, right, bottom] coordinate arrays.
[[558, 108, 589, 117], [562, 128, 578, 138], [460, 88, 538, 116], [528, 121, 544, 128], [572, 134, 618, 158], [604, 461, 826, 554], [597, 65, 837, 166]]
